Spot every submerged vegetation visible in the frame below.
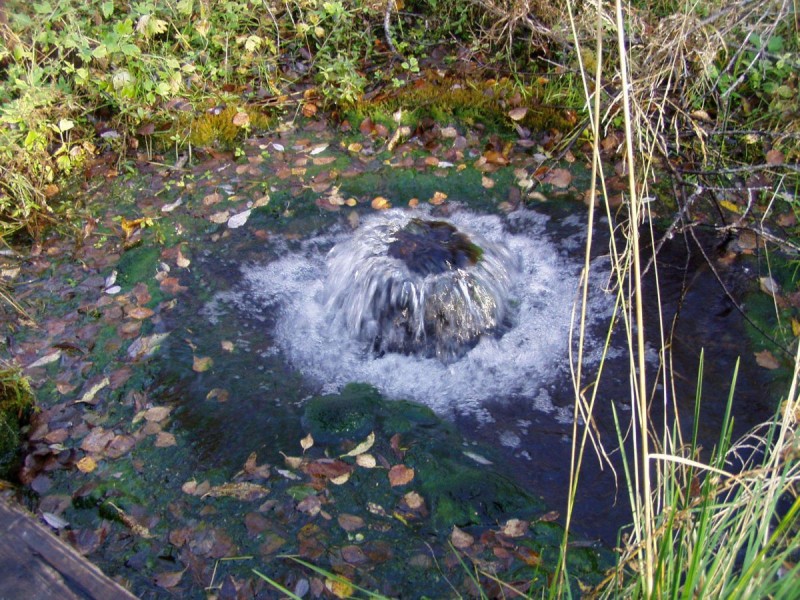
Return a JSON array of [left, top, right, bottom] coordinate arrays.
[[0, 0, 799, 598]]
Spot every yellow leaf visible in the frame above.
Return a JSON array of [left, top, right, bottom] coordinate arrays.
[[300, 433, 314, 452], [791, 318, 800, 337], [355, 453, 376, 468], [325, 577, 354, 599], [719, 200, 739, 213], [371, 196, 391, 210], [193, 355, 213, 372], [202, 481, 270, 501], [76, 456, 97, 473], [429, 191, 448, 205], [340, 431, 375, 458]]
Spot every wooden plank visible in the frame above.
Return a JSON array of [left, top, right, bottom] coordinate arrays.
[[0, 497, 138, 600]]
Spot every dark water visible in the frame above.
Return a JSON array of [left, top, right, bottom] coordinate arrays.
[[156, 190, 778, 548]]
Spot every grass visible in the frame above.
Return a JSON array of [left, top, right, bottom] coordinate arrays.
[[557, 0, 800, 597]]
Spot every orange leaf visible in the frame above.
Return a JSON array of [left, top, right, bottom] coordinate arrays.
[[388, 464, 414, 486]]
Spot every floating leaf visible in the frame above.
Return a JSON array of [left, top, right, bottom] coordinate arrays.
[[202, 482, 270, 501], [450, 525, 474, 549], [227, 209, 251, 229], [371, 196, 391, 210], [543, 167, 573, 188], [355, 453, 376, 468], [388, 464, 414, 487], [340, 431, 375, 458], [502, 518, 529, 537], [192, 355, 213, 372], [325, 577, 354, 599], [337, 514, 365, 532], [128, 332, 171, 359], [429, 191, 447, 205], [755, 349, 780, 370], [300, 433, 314, 452]]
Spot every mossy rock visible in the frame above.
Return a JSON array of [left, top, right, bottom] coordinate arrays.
[[415, 460, 544, 529], [301, 383, 380, 444]]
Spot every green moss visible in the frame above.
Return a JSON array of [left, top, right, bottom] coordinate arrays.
[[0, 366, 36, 478], [116, 245, 161, 289], [301, 383, 380, 443]]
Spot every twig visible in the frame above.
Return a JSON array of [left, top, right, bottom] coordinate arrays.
[[677, 163, 800, 175]]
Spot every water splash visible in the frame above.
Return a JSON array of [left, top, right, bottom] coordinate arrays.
[[204, 206, 614, 422], [324, 215, 518, 362]]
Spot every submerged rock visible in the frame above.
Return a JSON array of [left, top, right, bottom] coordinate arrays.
[[301, 383, 379, 443], [325, 213, 518, 362]]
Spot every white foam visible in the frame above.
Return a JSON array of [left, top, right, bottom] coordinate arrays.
[[205, 207, 613, 423]]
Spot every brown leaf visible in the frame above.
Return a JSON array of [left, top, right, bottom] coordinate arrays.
[[388, 464, 414, 487], [144, 406, 171, 422], [232, 111, 250, 127], [508, 107, 528, 121], [502, 518, 529, 538], [337, 514, 365, 532], [105, 434, 136, 459], [202, 482, 270, 501], [206, 388, 229, 402], [154, 569, 186, 589], [155, 431, 177, 447], [127, 306, 155, 320], [543, 167, 573, 188], [515, 546, 542, 567], [80, 427, 115, 453], [450, 525, 474, 549], [766, 148, 784, 165], [305, 459, 354, 481], [159, 277, 187, 295], [755, 349, 780, 370]]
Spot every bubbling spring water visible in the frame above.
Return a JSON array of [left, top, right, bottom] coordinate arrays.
[[203, 206, 614, 423], [325, 216, 517, 362]]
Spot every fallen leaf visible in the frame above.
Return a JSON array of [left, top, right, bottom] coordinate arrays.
[[154, 569, 186, 589], [337, 514, 365, 532], [766, 148, 784, 165], [543, 167, 573, 188], [450, 525, 474, 549], [76, 456, 97, 473], [127, 306, 154, 320], [502, 518, 529, 537], [105, 434, 136, 459], [309, 143, 329, 155], [508, 107, 528, 121], [300, 433, 314, 452], [159, 277, 187, 294], [755, 349, 780, 370], [209, 210, 230, 224], [371, 196, 391, 210], [27, 351, 62, 369], [340, 431, 375, 458], [388, 464, 414, 487], [193, 355, 213, 372], [221, 340, 234, 352], [232, 111, 249, 127], [481, 176, 495, 189], [206, 388, 229, 402], [515, 546, 541, 566], [76, 376, 110, 404], [155, 431, 177, 447], [202, 482, 270, 501], [355, 453, 376, 469], [144, 406, 171, 422], [325, 577, 354, 599], [402, 491, 425, 510], [759, 276, 781, 297], [227, 209, 251, 229], [305, 459, 354, 481], [429, 191, 447, 205]]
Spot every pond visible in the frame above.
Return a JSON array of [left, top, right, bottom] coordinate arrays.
[[10, 121, 782, 597]]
